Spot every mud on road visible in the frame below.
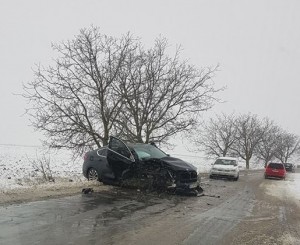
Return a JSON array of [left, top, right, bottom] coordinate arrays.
[[1, 170, 299, 245]]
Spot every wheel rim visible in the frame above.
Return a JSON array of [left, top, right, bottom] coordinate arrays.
[[88, 168, 98, 181]]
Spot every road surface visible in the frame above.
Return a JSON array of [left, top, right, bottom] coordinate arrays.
[[0, 169, 299, 245]]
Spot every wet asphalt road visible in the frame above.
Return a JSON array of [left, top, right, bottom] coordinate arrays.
[[1, 169, 299, 245]]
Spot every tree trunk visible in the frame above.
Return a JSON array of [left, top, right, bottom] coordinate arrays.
[[246, 159, 250, 169]]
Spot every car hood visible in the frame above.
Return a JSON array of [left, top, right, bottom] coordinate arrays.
[[160, 156, 197, 171], [212, 164, 238, 171]]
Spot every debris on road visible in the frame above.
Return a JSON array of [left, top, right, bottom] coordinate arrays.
[[82, 188, 94, 194]]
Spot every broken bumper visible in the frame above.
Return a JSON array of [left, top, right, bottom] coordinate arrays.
[[167, 181, 200, 191]]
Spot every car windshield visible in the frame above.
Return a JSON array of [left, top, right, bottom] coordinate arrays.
[[214, 159, 236, 165], [132, 144, 168, 160]]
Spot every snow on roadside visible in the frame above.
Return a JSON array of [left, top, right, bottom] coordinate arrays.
[[286, 172, 300, 201], [0, 145, 84, 191], [262, 171, 300, 207]]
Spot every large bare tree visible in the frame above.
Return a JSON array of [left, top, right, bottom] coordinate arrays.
[[23, 27, 136, 154], [116, 38, 220, 143], [23, 27, 221, 154], [192, 113, 237, 157], [231, 113, 264, 169]]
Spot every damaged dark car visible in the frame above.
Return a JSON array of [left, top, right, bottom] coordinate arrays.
[[83, 136, 202, 194]]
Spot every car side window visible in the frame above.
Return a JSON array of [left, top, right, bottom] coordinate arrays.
[[109, 137, 131, 159]]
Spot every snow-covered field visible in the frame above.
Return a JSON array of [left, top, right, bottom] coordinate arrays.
[[0, 145, 84, 191]]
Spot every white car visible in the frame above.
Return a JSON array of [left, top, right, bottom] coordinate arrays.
[[209, 157, 239, 181]]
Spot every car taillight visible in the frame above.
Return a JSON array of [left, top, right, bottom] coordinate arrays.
[[84, 153, 88, 161]]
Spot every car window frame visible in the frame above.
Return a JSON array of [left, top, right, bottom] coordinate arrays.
[[108, 136, 135, 162], [97, 147, 107, 157]]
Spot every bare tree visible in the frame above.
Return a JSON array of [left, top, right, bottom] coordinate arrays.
[[27, 151, 54, 182], [231, 113, 264, 169], [23, 27, 221, 154], [192, 113, 237, 158], [23, 27, 136, 155], [274, 131, 300, 163], [255, 119, 282, 167], [116, 37, 221, 143]]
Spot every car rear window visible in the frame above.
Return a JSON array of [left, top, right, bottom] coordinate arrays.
[[268, 163, 284, 169]]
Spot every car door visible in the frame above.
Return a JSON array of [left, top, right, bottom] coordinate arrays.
[[107, 136, 135, 180]]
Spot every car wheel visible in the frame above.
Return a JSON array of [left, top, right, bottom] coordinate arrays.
[[209, 175, 213, 179], [87, 168, 99, 181], [234, 175, 239, 181]]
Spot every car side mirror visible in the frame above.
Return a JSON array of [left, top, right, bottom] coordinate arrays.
[[129, 154, 135, 162]]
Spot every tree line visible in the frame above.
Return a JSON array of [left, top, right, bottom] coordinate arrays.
[[191, 113, 300, 168], [22, 26, 299, 166]]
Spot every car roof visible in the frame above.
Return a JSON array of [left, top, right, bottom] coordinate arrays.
[[98, 146, 108, 149], [127, 142, 145, 147], [100, 142, 151, 150], [217, 157, 238, 161]]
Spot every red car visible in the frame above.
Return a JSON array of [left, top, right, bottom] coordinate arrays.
[[264, 162, 286, 180]]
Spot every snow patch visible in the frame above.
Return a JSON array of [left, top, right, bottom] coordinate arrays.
[[262, 172, 300, 207], [0, 145, 83, 191]]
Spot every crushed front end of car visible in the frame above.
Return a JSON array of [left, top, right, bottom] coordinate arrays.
[[137, 157, 203, 195]]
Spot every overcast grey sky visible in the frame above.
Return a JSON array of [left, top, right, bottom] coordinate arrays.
[[1, 0, 300, 147]]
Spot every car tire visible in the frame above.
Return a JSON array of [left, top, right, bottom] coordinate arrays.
[[209, 175, 213, 179], [87, 168, 100, 181], [234, 175, 239, 181]]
